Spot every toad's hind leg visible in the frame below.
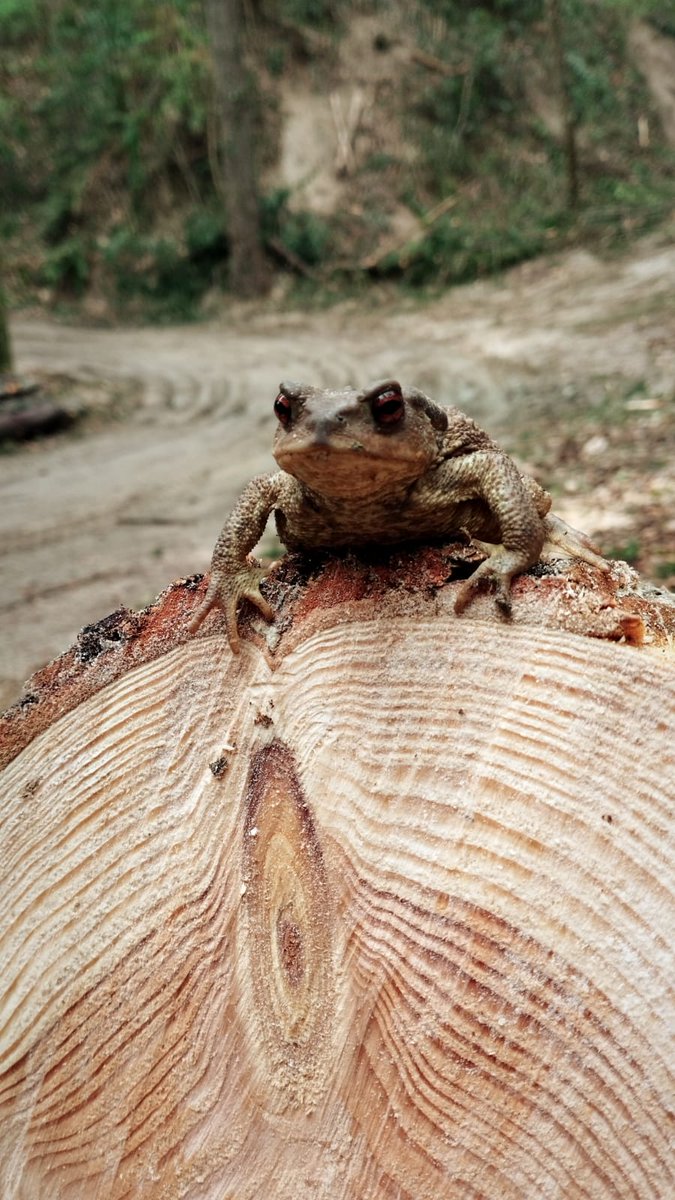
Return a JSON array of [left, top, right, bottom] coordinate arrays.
[[541, 513, 609, 571], [521, 477, 607, 570]]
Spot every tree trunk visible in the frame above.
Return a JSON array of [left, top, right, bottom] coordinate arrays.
[[1, 546, 674, 1199], [548, 0, 579, 210], [0, 282, 12, 373], [204, 0, 270, 298]]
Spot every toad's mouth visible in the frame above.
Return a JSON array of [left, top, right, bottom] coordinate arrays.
[[275, 434, 430, 468], [275, 440, 429, 496]]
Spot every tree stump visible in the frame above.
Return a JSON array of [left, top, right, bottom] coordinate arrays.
[[1, 546, 674, 1200]]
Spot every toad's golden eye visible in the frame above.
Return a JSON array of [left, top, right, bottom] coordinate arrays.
[[274, 393, 292, 426], [371, 388, 404, 426]]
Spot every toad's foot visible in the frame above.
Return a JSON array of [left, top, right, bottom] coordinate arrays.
[[541, 513, 609, 572], [188, 559, 275, 653], [454, 548, 528, 617]]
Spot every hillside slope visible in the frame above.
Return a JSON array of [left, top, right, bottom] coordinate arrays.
[[1, 3, 674, 314]]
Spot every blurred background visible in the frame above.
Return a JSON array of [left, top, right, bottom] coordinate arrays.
[[1, 0, 674, 706]]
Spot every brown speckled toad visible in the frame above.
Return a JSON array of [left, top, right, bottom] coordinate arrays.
[[190, 379, 606, 651]]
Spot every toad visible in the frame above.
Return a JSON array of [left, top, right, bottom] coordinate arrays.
[[190, 379, 606, 651]]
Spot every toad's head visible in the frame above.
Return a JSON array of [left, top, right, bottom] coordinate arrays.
[[272, 379, 446, 499]]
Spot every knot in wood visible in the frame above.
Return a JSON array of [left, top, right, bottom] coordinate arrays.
[[242, 741, 334, 1104]]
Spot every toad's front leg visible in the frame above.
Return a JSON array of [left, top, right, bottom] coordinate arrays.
[[441, 451, 546, 616], [189, 473, 284, 652]]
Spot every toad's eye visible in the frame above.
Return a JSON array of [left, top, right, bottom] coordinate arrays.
[[371, 388, 404, 426], [274, 393, 292, 426]]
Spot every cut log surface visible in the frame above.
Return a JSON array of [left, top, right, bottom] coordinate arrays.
[[0, 546, 674, 1200]]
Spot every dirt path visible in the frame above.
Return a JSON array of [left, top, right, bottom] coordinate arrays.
[[2, 234, 674, 707]]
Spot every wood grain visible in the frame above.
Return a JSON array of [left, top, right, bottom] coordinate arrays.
[[0, 556, 674, 1199]]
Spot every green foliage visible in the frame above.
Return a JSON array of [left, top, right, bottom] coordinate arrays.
[[418, 0, 537, 19], [184, 210, 227, 259], [100, 212, 229, 319], [1, 0, 673, 310], [409, 6, 532, 191], [42, 237, 91, 296], [0, 0, 40, 40], [0, 0, 212, 307], [266, 45, 288, 77], [406, 0, 674, 285], [363, 152, 400, 172], [32, 0, 209, 209], [417, 0, 544, 33], [0, 0, 230, 312], [280, 212, 332, 266], [649, 8, 675, 37], [607, 539, 641, 564], [103, 232, 184, 318], [383, 210, 551, 289], [274, 0, 338, 29], [560, 1, 630, 132], [262, 190, 332, 268]]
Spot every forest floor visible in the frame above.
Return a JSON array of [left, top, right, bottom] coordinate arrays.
[[2, 228, 674, 709]]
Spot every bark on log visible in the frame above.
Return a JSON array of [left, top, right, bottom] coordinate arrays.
[[1, 545, 674, 1200], [0, 400, 74, 442]]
